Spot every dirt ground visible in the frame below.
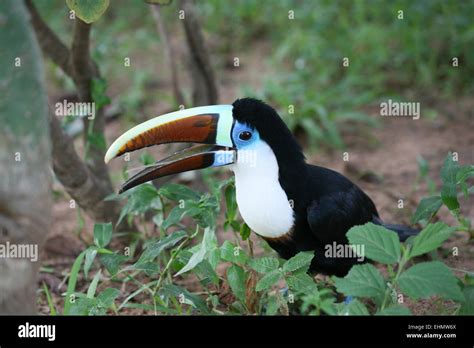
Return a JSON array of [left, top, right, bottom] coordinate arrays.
[[37, 41, 474, 315]]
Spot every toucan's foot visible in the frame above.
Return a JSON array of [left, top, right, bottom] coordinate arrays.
[[344, 295, 354, 304], [279, 287, 289, 297]]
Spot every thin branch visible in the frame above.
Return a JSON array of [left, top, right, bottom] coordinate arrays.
[[24, 0, 73, 77], [71, 18, 94, 100], [48, 108, 119, 223], [69, 17, 110, 186]]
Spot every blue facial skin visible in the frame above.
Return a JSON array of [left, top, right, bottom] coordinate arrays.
[[231, 121, 260, 149], [212, 121, 260, 167]]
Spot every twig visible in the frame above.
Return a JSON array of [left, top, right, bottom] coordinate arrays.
[[24, 0, 73, 76]]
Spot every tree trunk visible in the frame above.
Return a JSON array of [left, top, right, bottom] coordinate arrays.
[[0, 0, 51, 314]]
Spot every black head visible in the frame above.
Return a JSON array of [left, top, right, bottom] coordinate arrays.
[[232, 98, 306, 167]]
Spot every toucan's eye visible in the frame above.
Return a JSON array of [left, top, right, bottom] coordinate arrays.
[[239, 131, 252, 141]]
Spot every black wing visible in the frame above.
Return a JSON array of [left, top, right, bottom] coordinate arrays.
[[303, 166, 379, 275], [306, 184, 378, 246]]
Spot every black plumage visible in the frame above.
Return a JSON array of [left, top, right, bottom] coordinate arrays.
[[232, 98, 417, 276]]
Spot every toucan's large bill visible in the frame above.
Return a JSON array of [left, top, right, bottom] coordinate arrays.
[[105, 105, 236, 193]]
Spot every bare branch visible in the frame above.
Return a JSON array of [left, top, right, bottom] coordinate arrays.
[[68, 18, 111, 187], [24, 0, 73, 76], [71, 19, 95, 100], [48, 109, 120, 223]]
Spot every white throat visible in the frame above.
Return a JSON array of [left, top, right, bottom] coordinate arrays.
[[231, 141, 294, 238]]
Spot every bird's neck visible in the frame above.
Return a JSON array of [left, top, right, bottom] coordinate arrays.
[[231, 141, 297, 238]]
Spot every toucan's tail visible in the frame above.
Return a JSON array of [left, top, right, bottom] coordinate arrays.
[[373, 216, 420, 242]]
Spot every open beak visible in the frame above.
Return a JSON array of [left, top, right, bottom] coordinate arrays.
[[104, 105, 236, 193]]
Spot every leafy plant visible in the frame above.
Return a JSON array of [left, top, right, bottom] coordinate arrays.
[[66, 0, 110, 24], [412, 153, 473, 235], [63, 155, 472, 315], [332, 221, 469, 315]]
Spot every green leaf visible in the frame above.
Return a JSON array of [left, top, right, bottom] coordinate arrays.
[[91, 77, 111, 110], [409, 222, 455, 258], [42, 282, 57, 315], [132, 262, 161, 275], [239, 223, 251, 240], [227, 264, 247, 303], [459, 286, 474, 315], [376, 305, 411, 315], [177, 251, 219, 285], [161, 201, 201, 230], [96, 288, 120, 309], [64, 250, 86, 315], [207, 248, 221, 269], [228, 220, 239, 232], [86, 132, 106, 151], [412, 196, 443, 223], [249, 257, 280, 273], [224, 184, 237, 221], [71, 299, 111, 315], [441, 186, 459, 211], [174, 227, 215, 276], [220, 240, 249, 265], [118, 184, 162, 225], [264, 295, 281, 315], [159, 284, 209, 314], [333, 264, 386, 304], [195, 260, 219, 286], [84, 247, 98, 278], [66, 0, 110, 24], [338, 299, 369, 315], [203, 226, 218, 250], [456, 165, 474, 184], [68, 297, 97, 315], [135, 231, 187, 265], [161, 205, 187, 230], [99, 253, 129, 276], [346, 223, 401, 264], [256, 269, 282, 291], [175, 244, 206, 277], [440, 154, 460, 211], [87, 269, 101, 298], [282, 251, 314, 273], [398, 261, 464, 301], [158, 183, 201, 201], [93, 223, 113, 248], [285, 271, 318, 294], [456, 165, 474, 197]]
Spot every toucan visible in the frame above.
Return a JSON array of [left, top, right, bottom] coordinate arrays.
[[105, 98, 418, 276]]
